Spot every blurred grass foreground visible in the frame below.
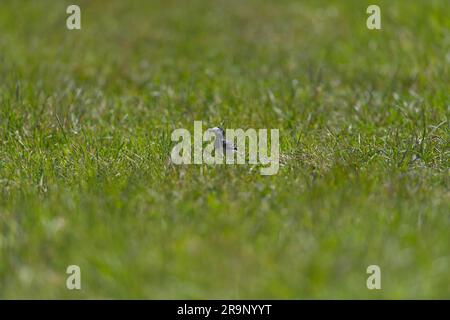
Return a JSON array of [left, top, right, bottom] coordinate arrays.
[[0, 0, 449, 298]]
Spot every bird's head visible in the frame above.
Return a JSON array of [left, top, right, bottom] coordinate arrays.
[[207, 127, 225, 138]]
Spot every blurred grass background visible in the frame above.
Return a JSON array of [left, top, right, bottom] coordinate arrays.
[[0, 0, 449, 298]]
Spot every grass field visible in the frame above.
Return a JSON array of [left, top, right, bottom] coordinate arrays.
[[0, 0, 449, 298]]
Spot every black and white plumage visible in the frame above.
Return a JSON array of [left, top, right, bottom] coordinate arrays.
[[208, 127, 237, 155]]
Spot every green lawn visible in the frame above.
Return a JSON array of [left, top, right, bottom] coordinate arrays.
[[0, 0, 449, 298]]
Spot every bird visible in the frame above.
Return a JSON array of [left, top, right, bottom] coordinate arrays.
[[207, 127, 237, 155]]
